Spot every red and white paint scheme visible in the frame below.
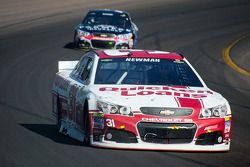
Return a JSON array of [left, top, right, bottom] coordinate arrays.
[[52, 49, 232, 151]]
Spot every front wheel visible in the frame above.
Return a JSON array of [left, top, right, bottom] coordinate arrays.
[[83, 102, 90, 145], [73, 32, 79, 48]]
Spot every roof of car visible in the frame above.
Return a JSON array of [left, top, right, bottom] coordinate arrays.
[[94, 50, 184, 60], [88, 9, 129, 15]]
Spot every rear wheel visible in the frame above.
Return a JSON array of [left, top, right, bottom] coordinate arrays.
[[56, 96, 62, 130], [83, 102, 90, 145]]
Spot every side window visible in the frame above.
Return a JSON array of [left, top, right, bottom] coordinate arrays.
[[71, 51, 96, 83], [81, 58, 93, 81], [74, 57, 88, 76]]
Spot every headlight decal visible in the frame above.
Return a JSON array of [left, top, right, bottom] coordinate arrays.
[[199, 105, 227, 118], [97, 101, 133, 116], [118, 33, 133, 39], [77, 29, 90, 36]]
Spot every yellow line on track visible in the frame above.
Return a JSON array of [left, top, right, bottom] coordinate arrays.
[[222, 33, 250, 77]]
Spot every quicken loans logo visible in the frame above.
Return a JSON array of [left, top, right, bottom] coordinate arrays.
[[126, 58, 160, 62]]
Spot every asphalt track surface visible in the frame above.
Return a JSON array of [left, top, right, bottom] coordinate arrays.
[[0, 0, 250, 166]]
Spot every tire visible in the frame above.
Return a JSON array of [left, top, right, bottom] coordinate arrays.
[[83, 102, 90, 145], [73, 32, 79, 48], [56, 96, 62, 130]]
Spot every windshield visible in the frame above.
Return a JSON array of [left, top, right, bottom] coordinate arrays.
[[94, 58, 203, 87], [82, 11, 131, 29]]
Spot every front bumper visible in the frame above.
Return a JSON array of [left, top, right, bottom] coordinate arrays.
[[89, 112, 232, 151], [92, 140, 230, 152], [78, 36, 131, 49]]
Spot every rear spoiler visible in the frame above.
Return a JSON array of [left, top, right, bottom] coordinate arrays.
[[58, 61, 79, 72]]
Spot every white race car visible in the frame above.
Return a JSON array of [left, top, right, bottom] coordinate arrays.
[[52, 49, 232, 151]]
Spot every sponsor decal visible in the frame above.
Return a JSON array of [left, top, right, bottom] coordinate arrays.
[[93, 113, 104, 117], [224, 120, 231, 133], [99, 86, 213, 98], [142, 117, 193, 123], [85, 25, 124, 33], [159, 109, 175, 116], [93, 113, 104, 129], [204, 124, 218, 131], [55, 77, 70, 91], [125, 58, 160, 63], [102, 13, 113, 16]]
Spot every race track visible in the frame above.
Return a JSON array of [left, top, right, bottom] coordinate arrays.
[[0, 0, 250, 166]]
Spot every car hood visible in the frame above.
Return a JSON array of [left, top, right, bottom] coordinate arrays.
[[89, 85, 226, 110], [78, 24, 131, 34]]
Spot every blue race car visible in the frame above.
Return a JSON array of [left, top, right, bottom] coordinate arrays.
[[73, 9, 138, 50]]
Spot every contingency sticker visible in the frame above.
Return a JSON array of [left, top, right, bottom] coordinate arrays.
[[93, 113, 104, 129], [224, 117, 231, 133]]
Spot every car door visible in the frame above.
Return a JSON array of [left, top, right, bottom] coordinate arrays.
[[69, 55, 94, 129]]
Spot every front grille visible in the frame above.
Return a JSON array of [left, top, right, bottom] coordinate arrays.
[[140, 107, 193, 117], [91, 40, 115, 49], [137, 122, 197, 144], [104, 128, 138, 143], [93, 33, 116, 38]]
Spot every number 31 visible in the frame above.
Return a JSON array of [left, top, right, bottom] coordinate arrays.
[[106, 119, 115, 127]]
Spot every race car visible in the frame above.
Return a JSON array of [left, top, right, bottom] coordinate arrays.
[[73, 9, 138, 50], [52, 49, 232, 151]]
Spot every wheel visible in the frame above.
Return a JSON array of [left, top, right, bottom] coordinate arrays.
[[83, 102, 90, 145], [73, 32, 79, 48], [56, 96, 62, 130]]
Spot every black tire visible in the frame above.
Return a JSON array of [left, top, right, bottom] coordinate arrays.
[[73, 32, 79, 48], [56, 96, 62, 130], [83, 102, 90, 145]]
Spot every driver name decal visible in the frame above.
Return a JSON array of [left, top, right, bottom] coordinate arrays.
[[125, 58, 160, 62]]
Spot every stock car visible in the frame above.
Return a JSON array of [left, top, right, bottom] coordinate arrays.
[[73, 9, 138, 50], [52, 49, 232, 151]]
